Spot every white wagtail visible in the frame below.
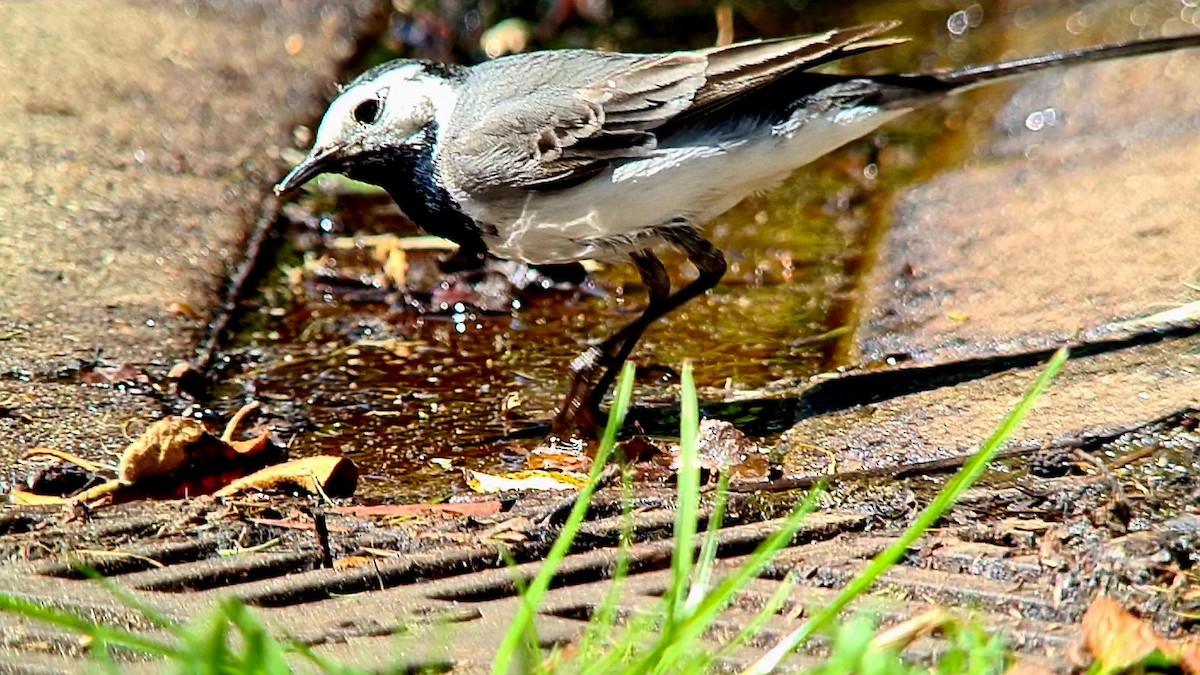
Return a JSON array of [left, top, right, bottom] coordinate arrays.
[[276, 22, 1200, 436]]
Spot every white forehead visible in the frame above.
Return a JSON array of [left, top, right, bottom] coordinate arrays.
[[313, 63, 458, 149]]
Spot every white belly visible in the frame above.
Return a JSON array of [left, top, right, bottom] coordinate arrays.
[[463, 105, 911, 265]]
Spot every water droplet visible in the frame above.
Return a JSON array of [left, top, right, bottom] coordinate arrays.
[[947, 10, 970, 35], [1024, 108, 1059, 132]]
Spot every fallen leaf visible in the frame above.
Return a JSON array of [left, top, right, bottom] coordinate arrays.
[[214, 456, 358, 498], [118, 417, 275, 483], [465, 469, 586, 494], [331, 502, 501, 518], [1082, 596, 1185, 674], [227, 432, 271, 456], [334, 556, 374, 570], [79, 364, 149, 386], [24, 448, 107, 474], [221, 402, 260, 442], [73, 479, 124, 506], [526, 447, 592, 473], [870, 607, 955, 652], [8, 490, 70, 506], [117, 418, 229, 483]]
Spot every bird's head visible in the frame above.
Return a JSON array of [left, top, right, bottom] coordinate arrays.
[[275, 60, 465, 193]]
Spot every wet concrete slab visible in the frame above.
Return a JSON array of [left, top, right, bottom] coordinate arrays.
[[858, 28, 1200, 364], [0, 1, 377, 467], [784, 3, 1200, 475], [780, 335, 1199, 475]]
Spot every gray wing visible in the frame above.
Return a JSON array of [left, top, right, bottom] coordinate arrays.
[[441, 22, 904, 196]]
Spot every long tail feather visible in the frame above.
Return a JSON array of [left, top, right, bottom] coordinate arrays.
[[893, 31, 1200, 93]]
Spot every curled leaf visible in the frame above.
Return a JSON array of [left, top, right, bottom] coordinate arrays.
[[213, 456, 358, 498], [465, 469, 587, 494], [1083, 596, 1185, 674]]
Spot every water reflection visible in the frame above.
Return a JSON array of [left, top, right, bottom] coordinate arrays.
[[225, 0, 1184, 500]]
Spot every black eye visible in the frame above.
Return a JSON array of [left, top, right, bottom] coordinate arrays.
[[353, 98, 381, 125]]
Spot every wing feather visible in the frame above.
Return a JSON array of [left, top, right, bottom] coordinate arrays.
[[441, 22, 905, 195]]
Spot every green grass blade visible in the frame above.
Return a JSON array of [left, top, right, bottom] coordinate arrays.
[[223, 598, 291, 674], [665, 361, 701, 632], [577, 466, 635, 666], [686, 470, 730, 613], [497, 544, 540, 672], [72, 563, 180, 633], [745, 347, 1070, 674], [0, 593, 178, 659], [491, 363, 637, 675], [652, 487, 822, 670], [712, 571, 796, 665]]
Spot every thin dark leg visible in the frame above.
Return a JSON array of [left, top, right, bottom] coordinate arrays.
[[550, 229, 728, 438], [586, 251, 671, 412], [437, 242, 488, 273], [551, 249, 670, 437]]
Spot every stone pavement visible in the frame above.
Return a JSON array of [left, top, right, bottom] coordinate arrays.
[[783, 6, 1200, 472], [0, 1, 378, 469]]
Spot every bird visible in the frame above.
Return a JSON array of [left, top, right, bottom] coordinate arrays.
[[276, 21, 1200, 438]]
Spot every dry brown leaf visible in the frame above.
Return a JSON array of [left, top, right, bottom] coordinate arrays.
[[333, 556, 374, 570], [227, 433, 271, 456], [8, 489, 71, 506], [74, 479, 124, 506], [465, 469, 586, 494], [117, 415, 275, 484], [1082, 596, 1184, 673], [117, 418, 227, 483], [221, 402, 261, 442], [213, 456, 358, 498], [23, 448, 107, 474], [870, 607, 955, 652]]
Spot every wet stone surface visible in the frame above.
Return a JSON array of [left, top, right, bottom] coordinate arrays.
[[211, 0, 1200, 504], [0, 0, 375, 470], [780, 335, 1200, 477]]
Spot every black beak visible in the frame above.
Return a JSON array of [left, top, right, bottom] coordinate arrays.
[[274, 145, 343, 195]]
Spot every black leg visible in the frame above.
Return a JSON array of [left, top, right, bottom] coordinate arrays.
[[551, 249, 669, 436], [437, 242, 488, 273], [550, 228, 727, 438]]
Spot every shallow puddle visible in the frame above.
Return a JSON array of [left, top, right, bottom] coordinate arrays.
[[217, 0, 1190, 501]]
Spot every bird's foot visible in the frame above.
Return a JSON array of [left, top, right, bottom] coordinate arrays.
[[549, 384, 606, 440], [437, 247, 487, 274], [549, 354, 609, 439]]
